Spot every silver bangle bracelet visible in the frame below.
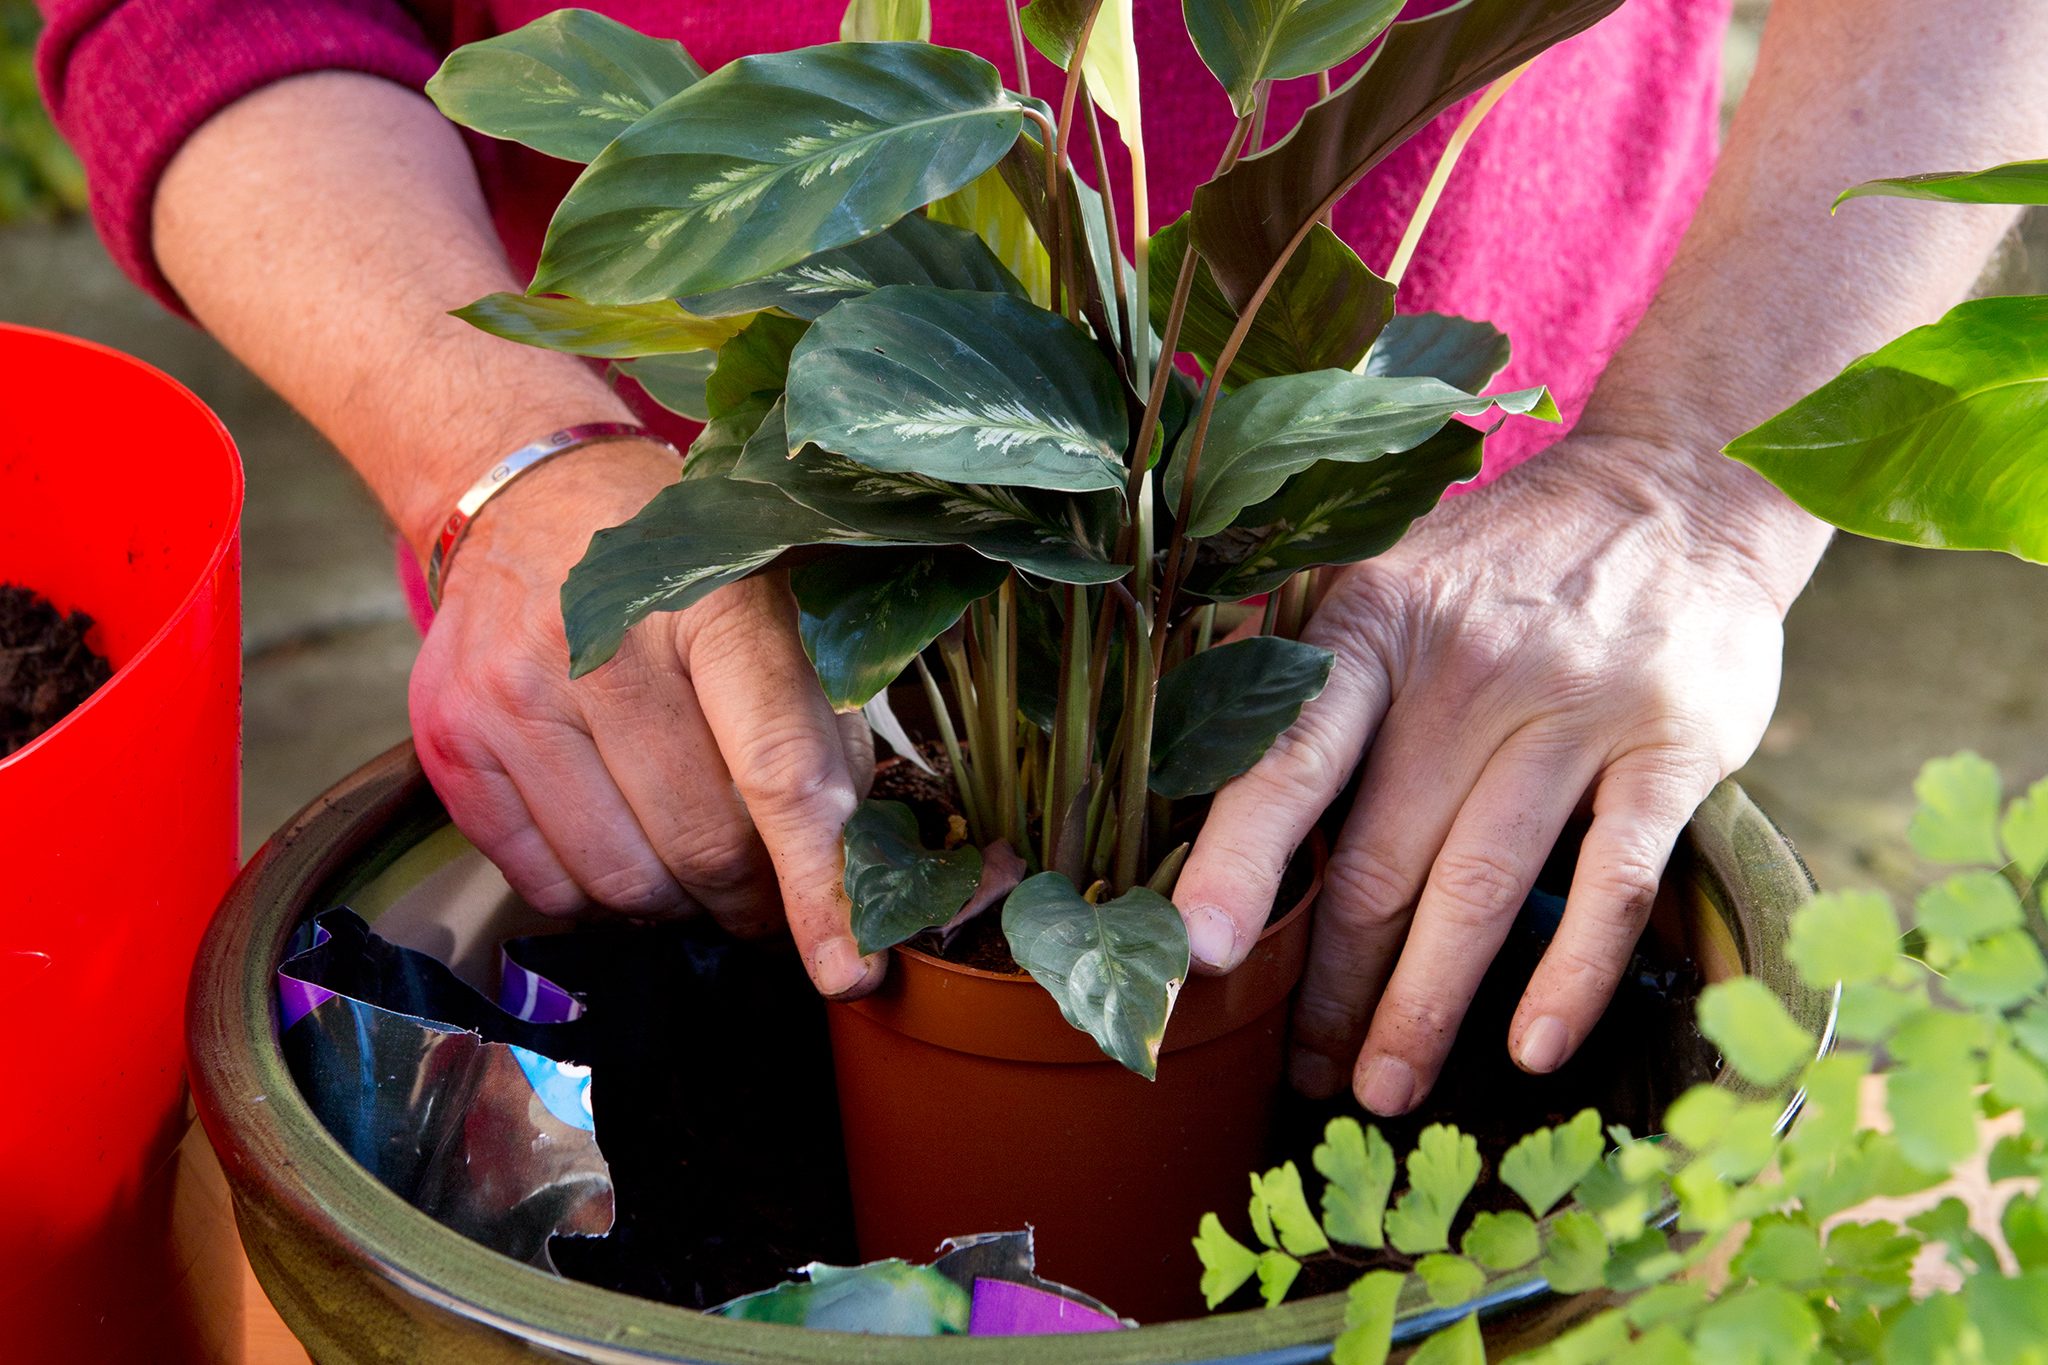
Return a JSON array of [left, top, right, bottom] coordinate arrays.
[[426, 422, 681, 609]]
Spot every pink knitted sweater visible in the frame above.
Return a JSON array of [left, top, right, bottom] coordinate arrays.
[[37, 0, 1730, 483]]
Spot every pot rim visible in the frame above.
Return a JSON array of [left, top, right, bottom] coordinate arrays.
[[0, 322, 245, 776], [187, 741, 1835, 1364]]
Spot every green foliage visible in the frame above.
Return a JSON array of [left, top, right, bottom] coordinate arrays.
[[840, 800, 984, 953], [1385, 1125, 1482, 1255], [1193, 1212, 1260, 1309], [1835, 156, 2048, 210], [447, 1, 1641, 1073], [1195, 752, 2048, 1363], [0, 2, 85, 225], [1726, 297, 2048, 566], [1316, 1117, 1397, 1250], [1183, 0, 1404, 117], [1001, 874, 1189, 1077], [426, 8, 704, 162], [784, 286, 1127, 494], [1148, 215, 1396, 387], [534, 42, 1030, 302], [1148, 637, 1333, 798], [1249, 1160, 1331, 1257]]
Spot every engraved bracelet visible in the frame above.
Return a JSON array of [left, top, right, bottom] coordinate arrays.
[[426, 422, 680, 609]]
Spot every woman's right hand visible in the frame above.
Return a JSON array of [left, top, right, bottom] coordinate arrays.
[[406, 439, 886, 999]]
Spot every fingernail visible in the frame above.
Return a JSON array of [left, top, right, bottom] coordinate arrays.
[[811, 937, 873, 998], [1289, 1051, 1344, 1098], [1517, 1015, 1570, 1074], [1358, 1054, 1416, 1117], [1185, 904, 1243, 972]]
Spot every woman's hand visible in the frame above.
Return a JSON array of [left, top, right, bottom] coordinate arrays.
[[1172, 433, 1820, 1115], [406, 440, 884, 999]]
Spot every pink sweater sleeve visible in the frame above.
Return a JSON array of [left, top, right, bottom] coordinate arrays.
[[35, 0, 442, 313]]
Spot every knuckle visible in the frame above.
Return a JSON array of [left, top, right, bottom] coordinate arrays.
[[1320, 846, 1414, 931], [740, 723, 853, 816], [478, 656, 565, 720], [1428, 849, 1527, 926], [670, 827, 767, 896], [1258, 702, 1355, 795], [1292, 988, 1365, 1053], [1579, 850, 1664, 929], [582, 861, 684, 915]]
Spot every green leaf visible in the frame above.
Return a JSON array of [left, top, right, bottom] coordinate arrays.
[[1314, 1117, 1395, 1249], [1499, 1108, 1603, 1217], [1963, 1269, 2048, 1363], [427, 9, 704, 163], [560, 467, 864, 675], [1836, 979, 1928, 1045], [534, 42, 1028, 302], [1947, 927, 2048, 1009], [1255, 1249, 1301, 1307], [1002, 873, 1190, 1077], [618, 352, 714, 420], [704, 313, 810, 418], [1332, 1270, 1403, 1365], [1414, 1253, 1484, 1308], [1836, 157, 2048, 210], [1661, 1085, 1740, 1152], [929, 163, 1054, 309], [1784, 1050, 1869, 1164], [1462, 1209, 1538, 1271], [1248, 1161, 1331, 1256], [1146, 637, 1333, 798], [1192, 1212, 1260, 1308], [1786, 889, 1900, 989], [1166, 369, 1556, 538], [1510, 1310, 1631, 1365], [1360, 312, 1513, 393], [1989, 1132, 2043, 1183], [1885, 1292, 1973, 1364], [1601, 1226, 1682, 1292], [1537, 1209, 1608, 1293], [1696, 976, 1815, 1087], [1147, 214, 1394, 386], [1692, 1285, 1818, 1365], [1181, 422, 1485, 601], [1408, 1311, 1483, 1365], [2002, 777, 2048, 881], [1624, 1281, 1707, 1329], [1727, 298, 2048, 565], [1019, 0, 1142, 131], [455, 292, 743, 358], [988, 130, 1126, 350], [784, 286, 1128, 494], [1732, 1217, 1824, 1286], [840, 0, 931, 42], [840, 800, 984, 953], [1191, 0, 1626, 309], [792, 549, 1006, 711], [679, 213, 1023, 320], [2005, 1193, 2048, 1271], [1888, 1056, 1982, 1172], [1909, 1196, 2000, 1274], [1184, 0, 1405, 117], [1906, 752, 2008, 864], [1384, 1123, 1481, 1254], [1988, 1041, 2048, 1113], [733, 400, 1126, 585]]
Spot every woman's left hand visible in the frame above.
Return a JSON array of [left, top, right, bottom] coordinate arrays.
[[1171, 433, 1821, 1115]]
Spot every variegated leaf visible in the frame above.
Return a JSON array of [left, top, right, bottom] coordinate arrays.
[[840, 0, 932, 42], [793, 548, 1008, 711], [1186, 0, 1405, 117], [427, 9, 704, 163], [1003, 872, 1190, 1078], [535, 42, 1034, 302], [929, 164, 1054, 308], [1166, 369, 1555, 537], [679, 214, 1022, 320], [784, 286, 1130, 493], [1182, 423, 1485, 602], [734, 400, 1126, 585], [1361, 313, 1512, 393]]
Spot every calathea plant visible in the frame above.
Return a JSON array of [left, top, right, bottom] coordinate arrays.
[[425, 0, 1621, 1075]]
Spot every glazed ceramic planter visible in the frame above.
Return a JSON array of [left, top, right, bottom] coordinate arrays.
[[2, 323, 244, 1361], [188, 741, 1833, 1363]]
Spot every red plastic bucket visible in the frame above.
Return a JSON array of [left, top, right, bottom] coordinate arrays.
[[0, 324, 243, 1359]]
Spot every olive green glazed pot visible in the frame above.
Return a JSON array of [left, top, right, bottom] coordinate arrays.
[[187, 742, 1834, 1364]]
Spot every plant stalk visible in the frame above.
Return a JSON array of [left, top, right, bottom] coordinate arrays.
[[1108, 583, 1155, 891], [1046, 583, 1094, 875], [1005, 0, 1032, 101], [1384, 61, 1528, 287], [915, 653, 986, 843]]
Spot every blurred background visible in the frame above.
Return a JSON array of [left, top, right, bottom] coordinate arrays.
[[2, 0, 2044, 898]]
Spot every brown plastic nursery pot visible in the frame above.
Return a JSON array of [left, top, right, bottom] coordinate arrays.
[[829, 848, 1323, 1323]]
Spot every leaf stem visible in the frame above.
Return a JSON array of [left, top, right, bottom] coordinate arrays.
[[1052, 7, 1103, 328], [1005, 0, 1032, 101], [1108, 581, 1156, 891], [1081, 93, 1134, 363], [1047, 583, 1094, 875], [1385, 61, 1528, 287], [916, 653, 986, 843]]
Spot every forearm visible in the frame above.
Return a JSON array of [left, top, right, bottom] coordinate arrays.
[[152, 71, 646, 556], [1577, 0, 2048, 605]]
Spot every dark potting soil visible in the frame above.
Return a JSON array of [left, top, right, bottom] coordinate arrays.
[[0, 584, 113, 758]]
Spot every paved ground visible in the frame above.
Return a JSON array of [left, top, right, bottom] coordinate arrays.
[[2, 0, 2044, 900]]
